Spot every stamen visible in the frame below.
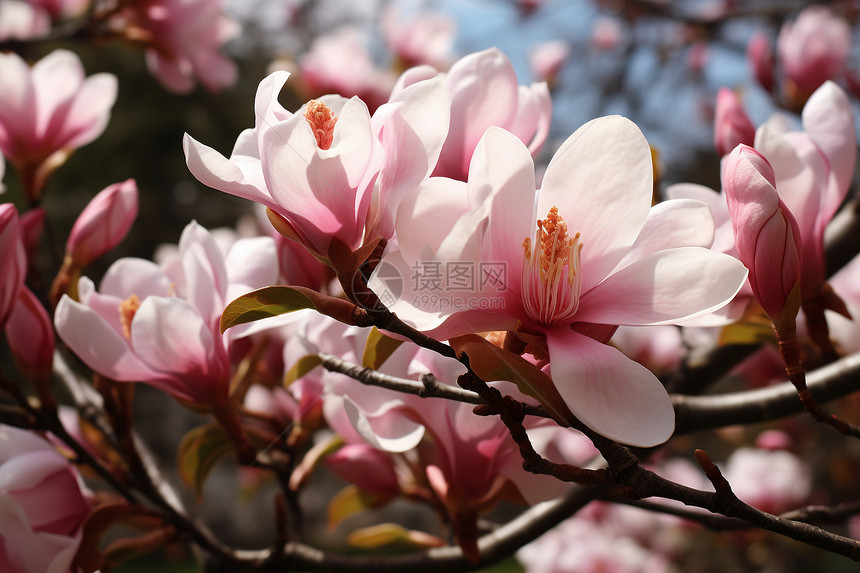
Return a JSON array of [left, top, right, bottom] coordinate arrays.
[[303, 99, 337, 150], [119, 294, 141, 340], [521, 207, 584, 327]]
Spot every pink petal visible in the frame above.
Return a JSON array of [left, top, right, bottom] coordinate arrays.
[[576, 247, 747, 326], [802, 81, 856, 224], [183, 132, 278, 210], [539, 116, 652, 291], [61, 72, 117, 150], [614, 198, 716, 269], [54, 295, 160, 382], [545, 329, 674, 447]]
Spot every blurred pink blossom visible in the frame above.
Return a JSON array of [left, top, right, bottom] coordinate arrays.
[[746, 30, 775, 93], [0, 424, 92, 573], [325, 444, 399, 498], [0, 50, 117, 202], [714, 88, 755, 157], [723, 445, 812, 514], [530, 41, 569, 88], [298, 27, 396, 112], [111, 0, 239, 93], [382, 8, 455, 69], [776, 6, 851, 105], [591, 16, 623, 51], [0, 1, 50, 41]]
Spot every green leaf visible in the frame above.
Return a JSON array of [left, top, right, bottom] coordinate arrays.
[[220, 286, 360, 333], [449, 334, 572, 425], [347, 523, 446, 550], [362, 327, 404, 369], [177, 422, 234, 497], [327, 485, 391, 531], [284, 354, 323, 386]]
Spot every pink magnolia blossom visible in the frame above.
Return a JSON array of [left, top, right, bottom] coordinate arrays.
[[0, 424, 92, 573], [298, 27, 396, 112], [591, 16, 623, 52], [0, 1, 50, 41], [713, 88, 755, 156], [66, 179, 138, 267], [184, 70, 450, 268], [747, 30, 775, 93], [753, 81, 856, 302], [382, 8, 455, 70], [0, 50, 117, 201], [723, 145, 802, 325], [776, 6, 851, 105], [530, 41, 570, 88], [375, 118, 747, 446], [670, 81, 855, 323], [54, 221, 278, 405], [110, 0, 238, 93], [723, 445, 812, 514], [0, 203, 26, 327], [392, 47, 551, 182]]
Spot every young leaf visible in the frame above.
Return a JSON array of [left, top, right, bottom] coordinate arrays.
[[347, 523, 446, 550], [362, 327, 404, 369], [177, 422, 234, 497], [220, 286, 361, 332], [449, 334, 573, 425]]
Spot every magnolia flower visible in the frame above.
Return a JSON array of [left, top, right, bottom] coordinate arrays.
[[375, 118, 747, 446], [110, 0, 238, 93], [392, 47, 551, 182], [0, 1, 50, 41], [530, 41, 570, 88], [184, 70, 449, 269], [754, 81, 855, 301], [382, 8, 455, 70], [0, 424, 92, 573], [0, 50, 117, 202], [54, 221, 277, 405], [325, 444, 399, 498], [776, 6, 850, 105]]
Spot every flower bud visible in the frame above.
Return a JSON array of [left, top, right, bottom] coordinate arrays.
[[747, 31, 775, 93], [714, 88, 755, 157], [5, 286, 55, 388], [0, 203, 25, 327], [66, 179, 138, 267], [723, 145, 803, 327]]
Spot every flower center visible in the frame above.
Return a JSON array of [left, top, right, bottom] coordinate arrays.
[[521, 206, 583, 327], [119, 294, 141, 340], [303, 99, 337, 150]]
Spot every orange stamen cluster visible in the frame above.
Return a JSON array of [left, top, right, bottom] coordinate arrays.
[[521, 207, 583, 327], [538, 207, 573, 275], [303, 99, 337, 150], [119, 294, 141, 340]]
